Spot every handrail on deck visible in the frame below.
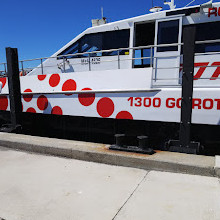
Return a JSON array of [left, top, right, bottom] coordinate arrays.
[[0, 39, 220, 77]]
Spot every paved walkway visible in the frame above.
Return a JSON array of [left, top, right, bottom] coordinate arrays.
[[0, 146, 219, 220]]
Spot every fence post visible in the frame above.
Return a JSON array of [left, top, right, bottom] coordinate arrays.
[[168, 26, 200, 154], [179, 26, 196, 149], [1, 47, 22, 132]]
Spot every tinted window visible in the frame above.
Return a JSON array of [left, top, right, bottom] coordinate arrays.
[[58, 42, 79, 59], [195, 21, 220, 53], [80, 33, 102, 57], [103, 30, 130, 56], [58, 29, 130, 58], [157, 20, 179, 52], [134, 22, 155, 68], [135, 22, 155, 47]]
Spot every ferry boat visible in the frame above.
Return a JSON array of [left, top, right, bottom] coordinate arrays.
[[0, 0, 220, 154]]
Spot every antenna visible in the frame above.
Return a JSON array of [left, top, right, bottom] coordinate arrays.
[[185, 0, 196, 7], [101, 7, 104, 18], [92, 7, 107, 27], [164, 0, 176, 10]]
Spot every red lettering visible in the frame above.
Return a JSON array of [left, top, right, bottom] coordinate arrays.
[[176, 98, 181, 108], [214, 99, 220, 110], [194, 62, 209, 80], [135, 97, 142, 107], [144, 98, 151, 107], [203, 99, 214, 110], [153, 98, 161, 108], [166, 98, 175, 108], [208, 7, 217, 17], [128, 97, 133, 106], [192, 98, 202, 109], [128, 97, 220, 110], [210, 62, 220, 80]]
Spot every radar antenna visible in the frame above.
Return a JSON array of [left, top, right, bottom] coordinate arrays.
[[164, 0, 176, 10], [149, 0, 163, 13]]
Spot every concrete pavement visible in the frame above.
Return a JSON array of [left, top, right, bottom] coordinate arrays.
[[0, 132, 218, 177], [0, 147, 219, 220]]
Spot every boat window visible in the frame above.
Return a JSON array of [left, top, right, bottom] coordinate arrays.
[[102, 30, 130, 56], [80, 33, 102, 57], [58, 29, 130, 59], [58, 42, 79, 59], [194, 21, 220, 53], [157, 20, 179, 52], [134, 22, 155, 68]]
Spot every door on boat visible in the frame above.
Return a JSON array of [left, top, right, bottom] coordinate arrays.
[[153, 16, 182, 86], [133, 22, 155, 68]]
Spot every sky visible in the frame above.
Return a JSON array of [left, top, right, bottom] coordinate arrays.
[[0, 0, 218, 65]]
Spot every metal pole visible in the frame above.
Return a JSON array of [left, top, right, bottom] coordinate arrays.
[[150, 47, 153, 67], [41, 59, 44, 75], [4, 63, 7, 75], [21, 61, 24, 76], [168, 25, 199, 154], [3, 47, 22, 132], [88, 54, 91, 71], [118, 50, 120, 69], [63, 57, 66, 73], [179, 26, 196, 148]]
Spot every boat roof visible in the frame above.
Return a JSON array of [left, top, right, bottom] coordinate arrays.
[[53, 2, 220, 57]]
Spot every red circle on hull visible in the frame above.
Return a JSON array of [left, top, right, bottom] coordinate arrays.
[[49, 74, 60, 87], [97, 97, 114, 118], [116, 111, 133, 120], [23, 89, 33, 102], [78, 88, 95, 106], [62, 79, 77, 96], [51, 106, 63, 115], [37, 95, 48, 110]]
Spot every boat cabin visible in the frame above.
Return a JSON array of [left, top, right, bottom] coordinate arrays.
[[27, 2, 220, 89]]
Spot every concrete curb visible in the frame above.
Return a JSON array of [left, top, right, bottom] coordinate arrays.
[[0, 132, 217, 177]]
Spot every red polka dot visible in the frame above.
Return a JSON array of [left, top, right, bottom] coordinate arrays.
[[38, 74, 46, 81], [49, 74, 60, 87], [116, 111, 133, 120], [97, 97, 114, 118], [78, 88, 95, 106], [0, 78, 6, 89], [26, 107, 36, 113], [37, 95, 48, 110], [62, 79, 77, 96], [23, 89, 33, 102], [51, 106, 63, 115], [0, 96, 8, 110]]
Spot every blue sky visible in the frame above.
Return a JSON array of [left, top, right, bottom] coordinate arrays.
[[0, 0, 217, 64]]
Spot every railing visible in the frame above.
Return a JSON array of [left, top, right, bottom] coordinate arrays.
[[0, 40, 220, 87], [0, 43, 181, 76], [151, 39, 220, 86]]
